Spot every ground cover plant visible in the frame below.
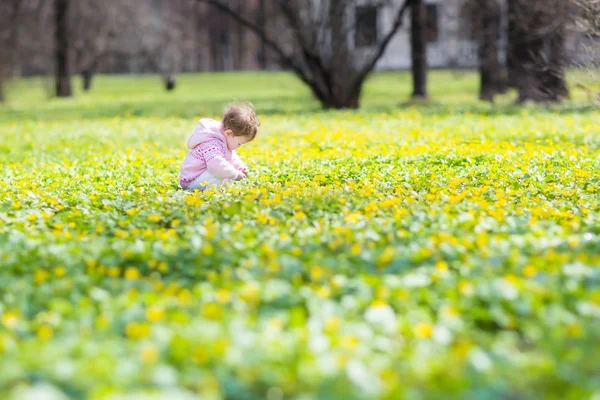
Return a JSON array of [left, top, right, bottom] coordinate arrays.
[[1, 71, 599, 399]]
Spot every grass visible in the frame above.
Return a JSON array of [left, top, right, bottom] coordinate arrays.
[[1, 69, 598, 121], [0, 70, 599, 400]]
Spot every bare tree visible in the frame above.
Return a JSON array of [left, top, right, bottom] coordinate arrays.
[[55, 0, 72, 97], [0, 0, 24, 102], [410, 0, 428, 100], [194, 0, 413, 109], [70, 0, 128, 91], [507, 0, 570, 103], [572, 0, 600, 103], [463, 0, 503, 102], [131, 0, 196, 90], [257, 0, 267, 69]]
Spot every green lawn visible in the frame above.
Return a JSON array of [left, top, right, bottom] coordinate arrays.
[[1, 69, 598, 121], [0, 71, 599, 400]]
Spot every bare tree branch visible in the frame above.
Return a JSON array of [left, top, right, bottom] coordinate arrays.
[[193, 0, 319, 93]]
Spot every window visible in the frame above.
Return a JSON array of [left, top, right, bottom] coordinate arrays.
[[426, 4, 439, 43], [355, 6, 379, 48]]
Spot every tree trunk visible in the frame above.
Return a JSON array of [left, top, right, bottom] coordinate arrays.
[[164, 74, 176, 91], [548, 15, 569, 99], [55, 0, 72, 97], [0, 78, 4, 103], [257, 0, 266, 69], [506, 0, 519, 88], [511, 0, 569, 103], [82, 70, 93, 92], [235, 0, 244, 70], [515, 34, 546, 103], [478, 0, 502, 101], [319, 88, 361, 109], [410, 0, 428, 99], [195, 0, 411, 110], [328, 0, 357, 108]]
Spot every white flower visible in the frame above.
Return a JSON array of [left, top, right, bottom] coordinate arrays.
[[11, 383, 67, 400], [402, 273, 431, 288], [152, 365, 178, 386], [432, 325, 452, 345], [470, 349, 492, 371], [495, 280, 518, 300], [346, 360, 382, 395], [364, 303, 397, 333], [309, 334, 329, 353], [563, 263, 591, 278]]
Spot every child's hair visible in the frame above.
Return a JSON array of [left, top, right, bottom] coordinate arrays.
[[222, 102, 260, 141]]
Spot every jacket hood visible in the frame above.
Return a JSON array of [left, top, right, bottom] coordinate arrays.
[[187, 118, 226, 149]]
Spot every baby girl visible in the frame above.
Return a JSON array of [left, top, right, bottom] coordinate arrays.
[[179, 103, 260, 191]]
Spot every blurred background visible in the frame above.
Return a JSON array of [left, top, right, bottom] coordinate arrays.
[[0, 0, 598, 112]]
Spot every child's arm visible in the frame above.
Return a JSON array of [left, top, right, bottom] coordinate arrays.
[[206, 157, 244, 180], [199, 140, 244, 180], [231, 151, 248, 175]]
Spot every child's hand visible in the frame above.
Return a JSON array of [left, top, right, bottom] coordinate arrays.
[[234, 171, 245, 181], [240, 166, 249, 177]]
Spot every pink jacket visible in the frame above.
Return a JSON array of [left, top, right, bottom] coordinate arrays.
[[179, 118, 246, 188]]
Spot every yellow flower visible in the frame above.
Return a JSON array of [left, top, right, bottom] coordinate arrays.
[[325, 317, 340, 333], [310, 266, 325, 281], [192, 346, 209, 364], [240, 282, 261, 304], [177, 289, 192, 306], [34, 269, 50, 284], [458, 280, 474, 296], [1, 311, 20, 329], [37, 325, 53, 340], [436, 260, 449, 272], [316, 286, 331, 299], [340, 335, 360, 349], [414, 323, 433, 338], [566, 323, 583, 337], [125, 267, 140, 280], [147, 215, 161, 223], [53, 266, 67, 277], [377, 247, 395, 266], [141, 344, 159, 364], [96, 314, 110, 329], [125, 322, 151, 339], [157, 261, 169, 272], [523, 265, 537, 278], [441, 305, 459, 318], [146, 306, 164, 322], [114, 230, 129, 238], [202, 303, 222, 320], [216, 289, 231, 304], [202, 244, 214, 256]]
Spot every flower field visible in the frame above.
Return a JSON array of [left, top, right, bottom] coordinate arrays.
[[1, 72, 599, 399]]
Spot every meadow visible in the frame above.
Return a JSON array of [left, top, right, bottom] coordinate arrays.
[[0, 71, 599, 400]]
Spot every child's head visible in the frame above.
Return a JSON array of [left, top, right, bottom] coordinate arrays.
[[222, 102, 260, 150]]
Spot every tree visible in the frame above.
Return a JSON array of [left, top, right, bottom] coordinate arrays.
[[0, 0, 23, 102], [572, 0, 600, 103], [507, 0, 570, 103], [133, 0, 196, 91], [194, 0, 413, 109], [55, 0, 72, 97], [257, 0, 267, 69], [70, 0, 125, 92], [410, 0, 428, 100], [463, 0, 503, 102]]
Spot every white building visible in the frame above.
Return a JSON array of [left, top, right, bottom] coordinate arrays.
[[350, 0, 595, 70]]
